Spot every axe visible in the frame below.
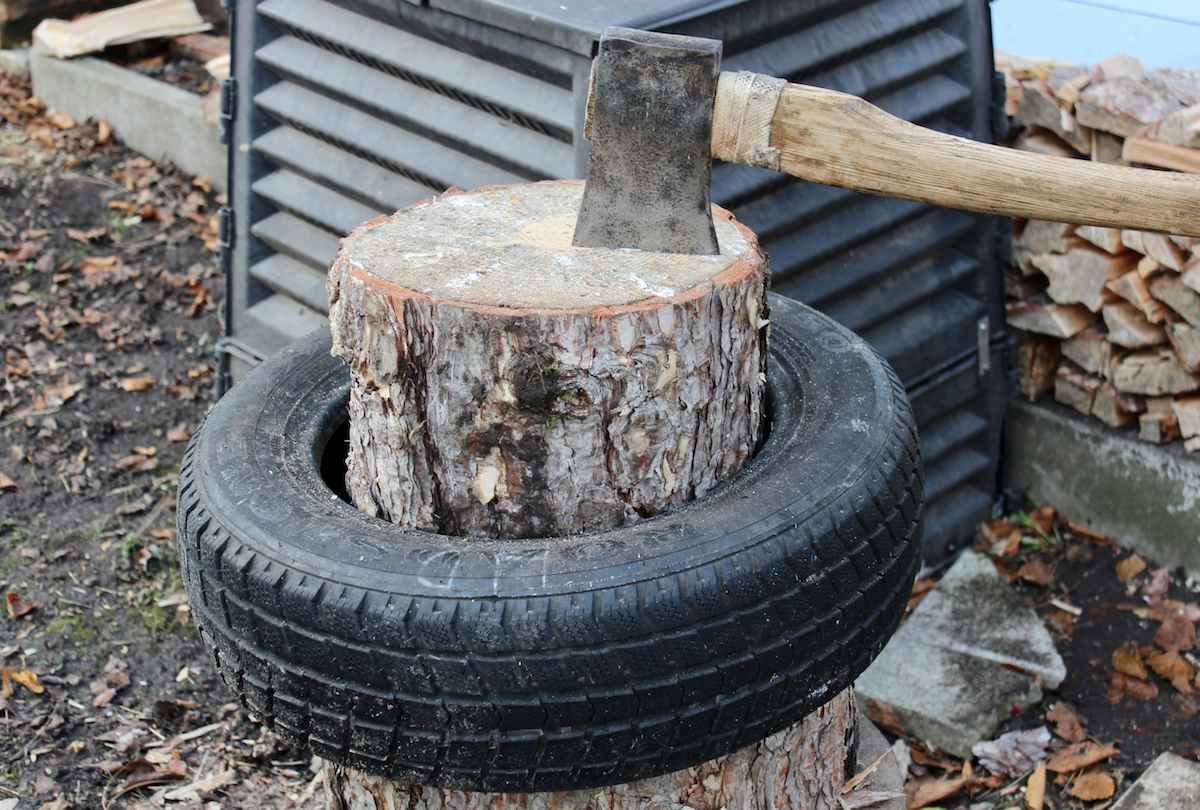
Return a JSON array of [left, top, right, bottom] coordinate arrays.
[[573, 27, 1200, 255]]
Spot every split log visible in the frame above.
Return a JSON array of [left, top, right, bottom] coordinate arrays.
[[1055, 361, 1101, 414], [1016, 219, 1076, 255], [1112, 348, 1200, 396], [1076, 71, 1200, 138], [1091, 130, 1127, 165], [1091, 381, 1144, 428], [1148, 276, 1200, 326], [31, 0, 212, 58], [1137, 256, 1163, 279], [1155, 103, 1200, 149], [1006, 298, 1097, 339], [1014, 80, 1090, 154], [1061, 326, 1111, 376], [1173, 394, 1200, 438], [1166, 322, 1200, 373], [323, 690, 861, 810], [1014, 127, 1080, 159], [327, 181, 768, 537], [1005, 269, 1048, 299], [1102, 301, 1167, 348], [1033, 247, 1137, 312], [1107, 270, 1168, 322], [1017, 337, 1061, 399], [1179, 260, 1200, 294], [1075, 225, 1126, 255], [1121, 230, 1187, 271], [1122, 138, 1200, 174], [1139, 411, 1182, 444]]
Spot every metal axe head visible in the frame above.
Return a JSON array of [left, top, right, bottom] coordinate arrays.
[[572, 26, 722, 255]]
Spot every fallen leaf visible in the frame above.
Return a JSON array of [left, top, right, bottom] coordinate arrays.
[[1045, 609, 1076, 635], [92, 687, 116, 708], [1046, 702, 1087, 743], [149, 527, 176, 540], [1142, 567, 1171, 604], [166, 424, 192, 442], [973, 727, 1052, 776], [1116, 553, 1147, 583], [0, 471, 17, 492], [115, 456, 156, 473], [1148, 650, 1195, 685], [1113, 644, 1148, 680], [130, 445, 157, 457], [1065, 519, 1112, 545], [904, 774, 968, 809], [10, 668, 43, 694], [162, 769, 238, 801], [1027, 506, 1057, 534], [6, 591, 36, 619], [97, 119, 112, 143], [1070, 771, 1115, 801], [910, 742, 961, 772], [1046, 741, 1119, 773], [120, 377, 155, 392], [976, 519, 1023, 557], [46, 109, 73, 129], [866, 699, 906, 738], [1156, 613, 1197, 652], [1025, 763, 1046, 810], [66, 226, 106, 243], [1018, 557, 1053, 587]]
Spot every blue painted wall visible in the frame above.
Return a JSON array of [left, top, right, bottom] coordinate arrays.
[[991, 0, 1200, 69]]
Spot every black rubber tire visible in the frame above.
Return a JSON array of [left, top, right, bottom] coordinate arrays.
[[178, 295, 922, 792]]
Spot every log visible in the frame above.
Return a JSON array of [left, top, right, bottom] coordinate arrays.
[[31, 0, 211, 58], [323, 690, 862, 810], [1148, 276, 1200, 326], [1014, 80, 1090, 154], [1122, 138, 1200, 174], [1139, 411, 1182, 444], [1018, 336, 1061, 399], [1120, 230, 1188, 271], [1102, 301, 1167, 348], [1075, 225, 1126, 255], [1112, 348, 1200, 396], [1015, 219, 1076, 255], [328, 181, 768, 537], [1033, 246, 1137, 312], [1061, 326, 1112, 376], [1091, 381, 1144, 428], [1006, 298, 1097, 339], [1173, 394, 1200, 438], [1076, 71, 1200, 139], [1166, 322, 1200, 373], [1055, 361, 1101, 414], [1107, 270, 1168, 323]]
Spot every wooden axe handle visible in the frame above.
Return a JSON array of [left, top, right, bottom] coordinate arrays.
[[711, 72, 1200, 237]]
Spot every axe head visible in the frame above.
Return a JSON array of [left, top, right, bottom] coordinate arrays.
[[572, 27, 722, 255]]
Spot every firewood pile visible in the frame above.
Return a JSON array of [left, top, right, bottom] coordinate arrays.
[[998, 52, 1200, 449]]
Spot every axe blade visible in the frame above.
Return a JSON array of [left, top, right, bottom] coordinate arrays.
[[572, 27, 722, 255]]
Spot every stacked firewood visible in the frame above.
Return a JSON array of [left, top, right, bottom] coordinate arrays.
[[998, 53, 1200, 449]]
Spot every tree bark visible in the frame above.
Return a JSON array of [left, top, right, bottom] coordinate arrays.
[[322, 689, 859, 810], [328, 181, 769, 538]]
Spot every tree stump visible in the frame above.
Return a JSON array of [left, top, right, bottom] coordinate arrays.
[[328, 180, 769, 538], [322, 689, 859, 810], [323, 179, 858, 807]]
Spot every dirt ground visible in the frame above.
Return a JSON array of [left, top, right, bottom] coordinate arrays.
[[0, 69, 1196, 810]]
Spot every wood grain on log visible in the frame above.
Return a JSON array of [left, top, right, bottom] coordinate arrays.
[[322, 690, 859, 810], [328, 181, 768, 538]]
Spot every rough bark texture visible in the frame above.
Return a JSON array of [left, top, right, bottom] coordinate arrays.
[[322, 690, 858, 810], [328, 181, 769, 538]]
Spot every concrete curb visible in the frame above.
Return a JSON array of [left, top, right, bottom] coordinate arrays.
[[29, 52, 226, 191], [0, 47, 29, 75], [1006, 397, 1200, 577]]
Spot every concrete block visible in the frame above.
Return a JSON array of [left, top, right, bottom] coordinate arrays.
[[1111, 753, 1200, 810], [855, 551, 1066, 757], [30, 53, 225, 191], [1006, 397, 1200, 578], [0, 48, 29, 75]]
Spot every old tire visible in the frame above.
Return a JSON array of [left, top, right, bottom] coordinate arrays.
[[178, 295, 922, 792]]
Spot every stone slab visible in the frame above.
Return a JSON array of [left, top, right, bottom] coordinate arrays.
[[1111, 753, 1200, 810], [1006, 397, 1200, 578], [853, 716, 906, 810], [30, 53, 225, 192], [855, 551, 1066, 757]]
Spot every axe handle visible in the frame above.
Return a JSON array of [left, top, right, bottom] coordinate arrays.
[[713, 75, 1200, 237]]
